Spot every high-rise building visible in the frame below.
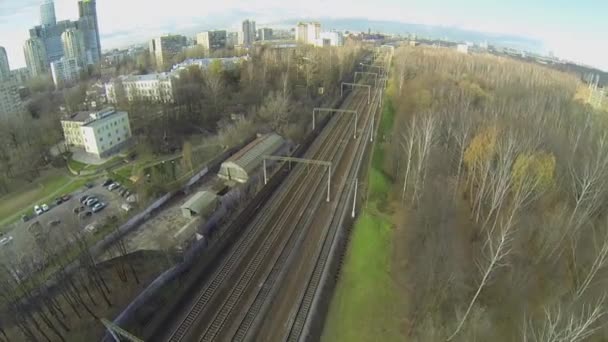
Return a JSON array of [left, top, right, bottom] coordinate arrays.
[[24, 37, 48, 77], [241, 19, 256, 46], [0, 47, 10, 79], [317, 31, 344, 47], [149, 35, 187, 68], [62, 28, 87, 66], [29, 20, 77, 64], [50, 57, 81, 87], [40, 0, 57, 26], [78, 0, 102, 64], [257, 28, 273, 41], [197, 30, 227, 50], [295, 22, 321, 45], [0, 78, 25, 119], [226, 32, 239, 48]]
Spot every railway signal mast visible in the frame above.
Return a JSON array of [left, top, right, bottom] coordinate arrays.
[[312, 108, 358, 138], [263, 156, 332, 202]]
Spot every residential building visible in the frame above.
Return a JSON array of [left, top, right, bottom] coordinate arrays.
[[50, 57, 81, 87], [10, 68, 31, 85], [171, 56, 249, 73], [24, 37, 48, 77], [197, 30, 227, 50], [149, 35, 187, 68], [104, 73, 175, 103], [0, 47, 9, 79], [40, 0, 57, 26], [61, 107, 132, 158], [456, 44, 469, 54], [295, 22, 321, 45], [226, 32, 239, 48], [77, 0, 102, 64], [316, 31, 344, 47], [0, 78, 25, 119], [258, 28, 273, 41], [61, 28, 86, 66], [241, 19, 256, 46]]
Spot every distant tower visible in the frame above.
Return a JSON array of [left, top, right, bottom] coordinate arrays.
[[62, 28, 86, 66], [24, 37, 48, 77], [78, 0, 101, 64], [40, 0, 57, 26], [0, 47, 10, 79], [241, 19, 256, 46]]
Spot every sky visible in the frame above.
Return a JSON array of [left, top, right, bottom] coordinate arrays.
[[0, 0, 606, 71]]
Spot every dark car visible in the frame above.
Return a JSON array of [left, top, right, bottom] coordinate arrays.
[[55, 197, 63, 205], [73, 206, 85, 214], [80, 195, 89, 204], [84, 182, 94, 189], [119, 188, 128, 196], [79, 211, 92, 220], [21, 214, 30, 222], [102, 179, 114, 187]]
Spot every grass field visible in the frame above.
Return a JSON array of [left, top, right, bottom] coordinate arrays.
[[0, 171, 92, 229], [322, 97, 404, 342]]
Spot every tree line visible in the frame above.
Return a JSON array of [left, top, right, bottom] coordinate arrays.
[[384, 46, 608, 341]]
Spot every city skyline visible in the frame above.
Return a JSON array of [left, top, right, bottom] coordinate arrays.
[[0, 0, 606, 71]]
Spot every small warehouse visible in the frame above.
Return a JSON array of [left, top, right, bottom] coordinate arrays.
[[180, 191, 219, 219], [218, 133, 286, 183]]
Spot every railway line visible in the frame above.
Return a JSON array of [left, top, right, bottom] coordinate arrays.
[[158, 51, 391, 342]]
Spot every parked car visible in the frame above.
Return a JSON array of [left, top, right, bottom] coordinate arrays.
[[41, 204, 49, 212], [119, 188, 128, 197], [79, 195, 89, 204], [49, 219, 61, 227], [108, 183, 120, 191], [34, 205, 43, 216], [21, 214, 30, 222], [102, 179, 114, 187], [61, 194, 71, 201], [92, 202, 106, 213], [85, 182, 94, 189], [121, 203, 132, 212], [55, 197, 63, 205], [73, 206, 85, 214], [124, 190, 131, 198], [79, 211, 92, 220], [85, 198, 98, 207], [0, 236, 13, 246]]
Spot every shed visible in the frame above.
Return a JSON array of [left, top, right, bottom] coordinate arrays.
[[218, 133, 285, 183], [180, 191, 219, 219]]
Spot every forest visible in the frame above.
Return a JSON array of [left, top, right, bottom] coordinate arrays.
[[384, 46, 608, 341]]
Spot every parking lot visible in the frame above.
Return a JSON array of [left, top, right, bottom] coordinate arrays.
[[0, 181, 131, 261]]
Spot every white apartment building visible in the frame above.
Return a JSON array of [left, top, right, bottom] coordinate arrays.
[[61, 107, 132, 158], [50, 57, 81, 87], [296, 22, 321, 45], [105, 72, 175, 104], [171, 56, 249, 73], [315, 31, 344, 47]]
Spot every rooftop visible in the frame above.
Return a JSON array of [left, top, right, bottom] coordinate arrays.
[[62, 107, 125, 125]]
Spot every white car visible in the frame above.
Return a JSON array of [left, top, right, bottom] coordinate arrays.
[[41, 203, 49, 212], [0, 236, 13, 246], [108, 183, 121, 191], [34, 205, 43, 215]]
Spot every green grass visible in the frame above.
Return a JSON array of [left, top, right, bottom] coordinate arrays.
[[68, 158, 87, 173], [0, 172, 88, 228], [322, 96, 403, 342]]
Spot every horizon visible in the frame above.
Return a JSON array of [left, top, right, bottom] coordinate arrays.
[[0, 0, 606, 72]]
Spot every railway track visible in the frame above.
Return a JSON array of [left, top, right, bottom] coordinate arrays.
[[164, 79, 369, 342]]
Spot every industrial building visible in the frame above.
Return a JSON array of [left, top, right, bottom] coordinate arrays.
[[181, 191, 219, 219], [218, 133, 286, 183]]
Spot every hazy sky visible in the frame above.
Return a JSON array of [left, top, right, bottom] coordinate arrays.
[[0, 0, 606, 70]]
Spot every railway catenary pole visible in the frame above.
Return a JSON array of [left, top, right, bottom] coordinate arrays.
[[354, 71, 378, 87], [263, 158, 267, 184], [341, 83, 371, 104], [360, 63, 386, 77], [352, 178, 358, 218], [262, 156, 332, 202], [312, 108, 358, 139]]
